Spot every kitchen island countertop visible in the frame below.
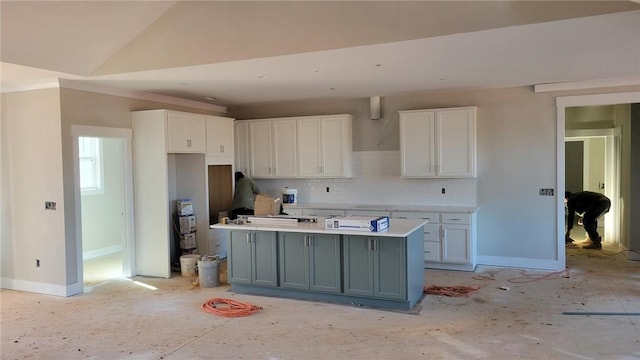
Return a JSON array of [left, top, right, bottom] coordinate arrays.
[[210, 218, 427, 238]]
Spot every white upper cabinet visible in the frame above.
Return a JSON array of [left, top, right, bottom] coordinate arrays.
[[271, 119, 297, 177], [234, 121, 250, 175], [238, 114, 352, 179], [206, 115, 234, 159], [249, 119, 297, 178], [166, 111, 206, 153], [297, 115, 352, 178], [249, 120, 273, 178], [399, 107, 476, 178]]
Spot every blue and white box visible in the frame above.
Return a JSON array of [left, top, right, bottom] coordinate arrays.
[[324, 215, 389, 232]]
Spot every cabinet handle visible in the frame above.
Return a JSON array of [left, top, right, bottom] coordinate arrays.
[[246, 233, 251, 244], [308, 235, 313, 247], [373, 239, 377, 251], [450, 218, 461, 221]]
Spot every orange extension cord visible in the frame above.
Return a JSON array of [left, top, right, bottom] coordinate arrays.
[[201, 298, 262, 317]]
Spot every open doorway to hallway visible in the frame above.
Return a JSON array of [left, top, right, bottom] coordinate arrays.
[[72, 126, 135, 291], [79, 136, 125, 286], [564, 133, 611, 244]]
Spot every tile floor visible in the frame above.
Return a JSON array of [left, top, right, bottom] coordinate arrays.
[[2, 244, 639, 360]]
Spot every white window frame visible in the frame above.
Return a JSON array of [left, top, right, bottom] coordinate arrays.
[[79, 137, 104, 195]]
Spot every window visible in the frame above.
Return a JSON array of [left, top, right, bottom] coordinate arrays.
[[79, 137, 103, 194]]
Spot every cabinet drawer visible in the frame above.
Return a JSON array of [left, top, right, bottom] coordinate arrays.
[[423, 241, 441, 262], [392, 211, 439, 223], [441, 213, 471, 225], [423, 224, 439, 242]]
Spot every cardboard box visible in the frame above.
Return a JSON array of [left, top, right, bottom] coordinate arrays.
[[325, 215, 389, 232], [254, 194, 281, 216], [178, 215, 197, 234], [179, 233, 196, 249], [176, 199, 194, 216]]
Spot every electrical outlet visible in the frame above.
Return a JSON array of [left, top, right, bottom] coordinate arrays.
[[441, 188, 446, 194], [539, 188, 554, 196], [326, 187, 330, 193], [36, 259, 40, 267], [45, 201, 56, 210]]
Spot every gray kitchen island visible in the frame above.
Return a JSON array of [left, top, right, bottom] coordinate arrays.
[[210, 218, 427, 311]]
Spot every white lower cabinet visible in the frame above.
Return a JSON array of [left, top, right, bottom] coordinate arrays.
[[392, 211, 476, 271]]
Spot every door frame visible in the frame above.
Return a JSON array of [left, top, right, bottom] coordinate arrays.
[[565, 128, 621, 245], [71, 125, 136, 287], [556, 91, 640, 265]]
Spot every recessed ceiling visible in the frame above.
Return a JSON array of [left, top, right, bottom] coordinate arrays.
[[1, 1, 639, 107]]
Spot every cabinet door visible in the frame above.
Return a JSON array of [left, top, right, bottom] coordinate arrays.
[[297, 118, 323, 177], [234, 121, 250, 175], [308, 234, 341, 293], [206, 116, 234, 157], [272, 119, 297, 177], [343, 235, 373, 296], [167, 112, 206, 153], [399, 111, 436, 177], [442, 224, 470, 263], [251, 231, 278, 286], [436, 108, 476, 177], [373, 237, 406, 299], [278, 232, 309, 290], [228, 230, 252, 284], [249, 120, 273, 178], [320, 117, 350, 177]]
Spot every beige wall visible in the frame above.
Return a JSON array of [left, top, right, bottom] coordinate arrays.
[[1, 88, 67, 289], [1, 87, 226, 295]]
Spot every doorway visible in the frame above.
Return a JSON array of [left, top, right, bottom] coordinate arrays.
[[556, 91, 640, 266], [564, 133, 615, 244], [72, 126, 135, 290]]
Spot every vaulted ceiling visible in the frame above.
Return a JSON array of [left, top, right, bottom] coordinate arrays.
[[2, 1, 639, 107]]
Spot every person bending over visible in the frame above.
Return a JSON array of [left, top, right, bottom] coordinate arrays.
[[565, 191, 611, 249], [230, 172, 260, 220]]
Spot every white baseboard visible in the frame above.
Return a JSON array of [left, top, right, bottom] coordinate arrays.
[[476, 255, 564, 271], [83, 244, 122, 260], [1, 278, 83, 297]]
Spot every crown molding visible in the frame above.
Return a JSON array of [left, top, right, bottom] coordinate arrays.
[[2, 78, 227, 113], [58, 79, 227, 113], [534, 77, 640, 93]]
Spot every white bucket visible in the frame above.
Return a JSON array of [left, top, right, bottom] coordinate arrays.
[[180, 254, 200, 276], [282, 188, 298, 204]]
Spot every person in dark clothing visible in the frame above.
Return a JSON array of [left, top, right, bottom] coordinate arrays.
[[230, 172, 260, 220], [565, 191, 611, 249]]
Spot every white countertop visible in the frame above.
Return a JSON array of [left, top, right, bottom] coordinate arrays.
[[210, 218, 427, 238], [283, 202, 478, 213]]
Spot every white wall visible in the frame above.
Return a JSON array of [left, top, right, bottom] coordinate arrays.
[[1, 87, 226, 296], [257, 151, 477, 207], [1, 88, 69, 294]]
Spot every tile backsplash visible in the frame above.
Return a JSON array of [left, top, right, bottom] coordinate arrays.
[[255, 151, 477, 207]]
